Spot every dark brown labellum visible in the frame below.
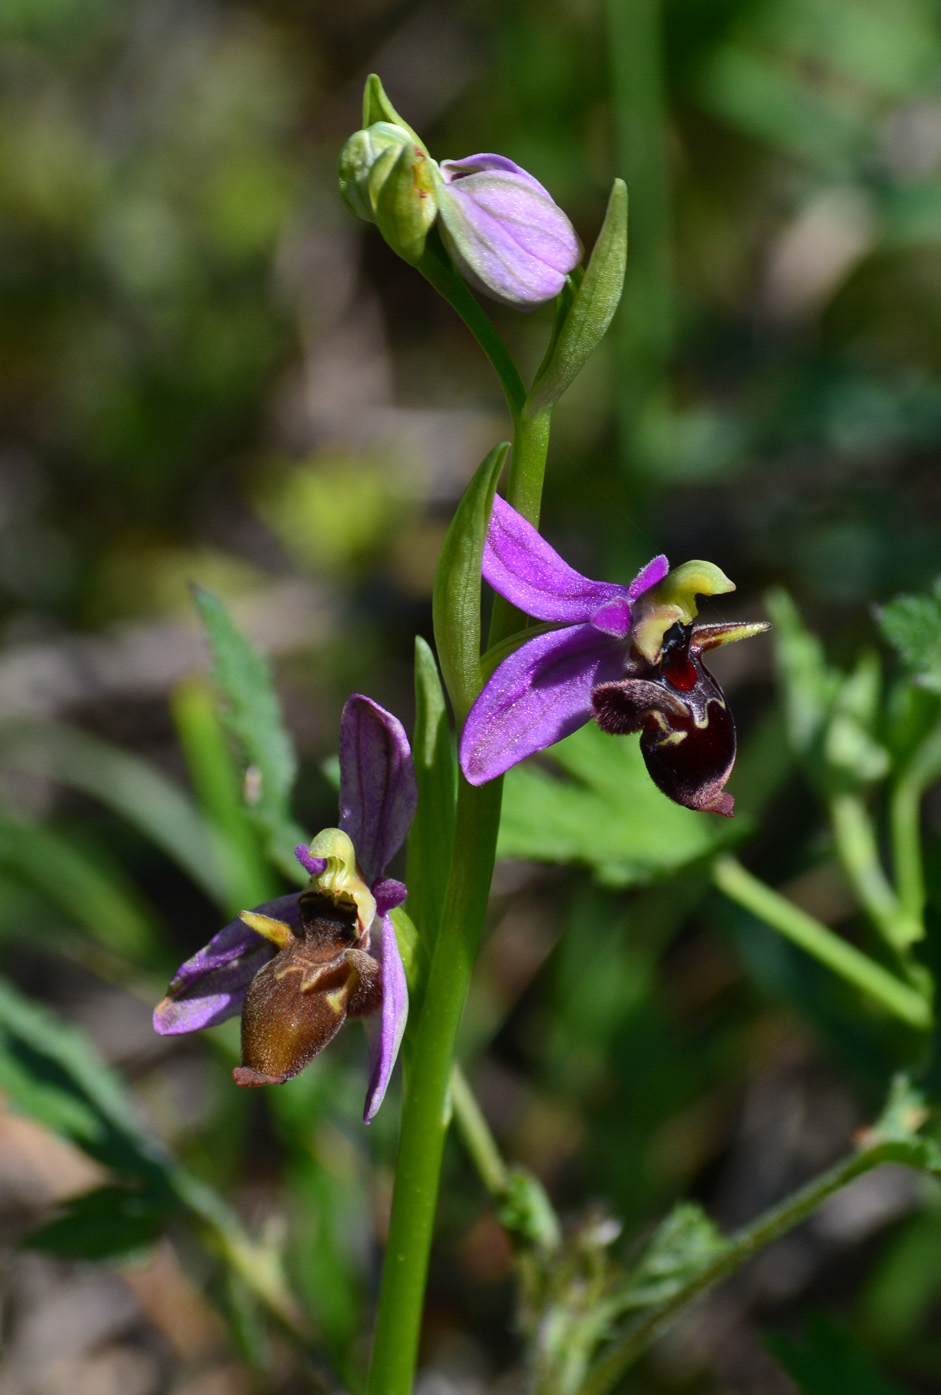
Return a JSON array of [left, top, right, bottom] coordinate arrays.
[[592, 621, 737, 817], [235, 893, 382, 1087]]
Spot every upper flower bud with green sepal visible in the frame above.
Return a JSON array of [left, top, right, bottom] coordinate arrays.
[[338, 122, 438, 263]]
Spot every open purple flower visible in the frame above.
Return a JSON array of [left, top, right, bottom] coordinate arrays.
[[435, 154, 581, 309], [154, 695, 417, 1123], [459, 497, 767, 816]]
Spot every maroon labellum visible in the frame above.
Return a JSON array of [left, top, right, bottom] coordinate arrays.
[[592, 620, 762, 818]]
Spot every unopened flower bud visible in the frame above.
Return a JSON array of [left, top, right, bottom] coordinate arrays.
[[434, 154, 581, 309], [338, 121, 413, 223]]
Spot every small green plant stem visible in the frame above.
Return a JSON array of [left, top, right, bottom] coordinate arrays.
[[417, 236, 526, 416], [583, 1133, 936, 1395], [367, 776, 503, 1395], [450, 1062, 508, 1196], [889, 721, 941, 925], [712, 854, 931, 1029], [829, 792, 921, 953]]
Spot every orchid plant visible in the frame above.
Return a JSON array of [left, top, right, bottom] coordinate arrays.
[[147, 74, 940, 1395]]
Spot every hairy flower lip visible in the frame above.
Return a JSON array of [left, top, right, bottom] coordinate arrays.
[[154, 695, 417, 1122]]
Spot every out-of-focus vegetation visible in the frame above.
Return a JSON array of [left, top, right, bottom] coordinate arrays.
[[2, 0, 941, 1391]]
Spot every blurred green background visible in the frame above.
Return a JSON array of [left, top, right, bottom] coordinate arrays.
[[1, 0, 941, 1391]]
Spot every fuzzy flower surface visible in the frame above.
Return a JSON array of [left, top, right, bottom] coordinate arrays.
[[154, 695, 417, 1122], [435, 154, 582, 308], [459, 497, 767, 815]]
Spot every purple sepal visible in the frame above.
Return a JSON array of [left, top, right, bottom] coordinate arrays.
[[460, 623, 625, 785], [363, 912, 409, 1124], [153, 893, 302, 1035], [339, 695, 419, 887], [373, 878, 408, 917], [628, 554, 670, 600], [294, 845, 328, 878], [437, 153, 581, 309], [483, 495, 627, 623]]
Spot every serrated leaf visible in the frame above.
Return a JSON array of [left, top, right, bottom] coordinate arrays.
[[498, 722, 740, 886], [767, 1314, 913, 1395], [876, 580, 941, 695], [192, 586, 306, 875], [765, 588, 841, 760], [620, 1203, 727, 1309]]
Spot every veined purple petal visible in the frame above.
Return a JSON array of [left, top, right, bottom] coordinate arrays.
[[460, 624, 625, 784], [153, 893, 302, 1035], [484, 495, 627, 622], [437, 154, 581, 309], [590, 597, 633, 638], [363, 912, 409, 1123], [339, 695, 418, 887]]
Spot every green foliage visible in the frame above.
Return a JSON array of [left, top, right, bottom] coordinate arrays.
[[406, 637, 456, 972], [877, 580, 941, 695], [192, 584, 307, 877], [619, 1203, 727, 1309], [768, 1314, 914, 1395], [498, 720, 739, 885], [24, 1184, 167, 1262], [432, 443, 509, 722], [529, 179, 628, 412], [0, 975, 175, 1199]]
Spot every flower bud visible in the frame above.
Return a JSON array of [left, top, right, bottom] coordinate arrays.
[[338, 121, 414, 223], [338, 121, 438, 264], [434, 154, 581, 309]]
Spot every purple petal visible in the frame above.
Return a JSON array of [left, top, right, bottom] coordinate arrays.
[[628, 554, 669, 601], [363, 912, 409, 1123], [589, 597, 633, 638], [483, 495, 627, 623], [339, 695, 418, 887], [460, 624, 626, 784], [437, 154, 581, 309], [153, 893, 301, 1035], [294, 845, 327, 878]]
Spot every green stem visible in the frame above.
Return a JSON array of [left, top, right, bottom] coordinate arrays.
[[890, 773, 925, 928], [583, 1135, 932, 1395], [712, 854, 931, 1029], [367, 777, 503, 1395], [829, 792, 920, 953], [417, 236, 526, 416], [450, 1062, 509, 1196]]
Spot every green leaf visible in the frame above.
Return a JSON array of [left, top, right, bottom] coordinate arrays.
[[24, 1184, 167, 1261], [432, 443, 509, 723], [0, 811, 163, 964], [765, 588, 841, 761], [619, 1203, 727, 1310], [529, 179, 628, 412], [361, 73, 422, 146], [192, 585, 306, 878], [406, 637, 456, 964], [0, 976, 173, 1188], [0, 719, 229, 906], [767, 1314, 914, 1395], [498, 722, 741, 886], [876, 579, 941, 695], [824, 652, 891, 787]]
